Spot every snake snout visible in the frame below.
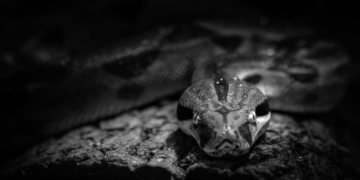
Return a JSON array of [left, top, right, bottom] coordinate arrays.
[[206, 138, 245, 157]]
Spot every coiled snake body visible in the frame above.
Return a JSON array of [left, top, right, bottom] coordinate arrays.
[[6, 20, 349, 157], [174, 21, 349, 157]]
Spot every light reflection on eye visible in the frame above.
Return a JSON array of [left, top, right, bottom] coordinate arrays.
[[194, 113, 201, 124], [247, 111, 256, 124]]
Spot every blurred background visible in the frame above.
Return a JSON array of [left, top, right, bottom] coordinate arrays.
[[0, 0, 359, 163]]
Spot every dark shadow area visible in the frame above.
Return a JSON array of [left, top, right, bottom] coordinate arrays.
[[135, 165, 173, 180], [186, 167, 256, 180], [8, 160, 136, 180], [166, 129, 197, 160]]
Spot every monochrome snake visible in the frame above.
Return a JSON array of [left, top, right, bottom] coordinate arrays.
[[2, 19, 350, 157]]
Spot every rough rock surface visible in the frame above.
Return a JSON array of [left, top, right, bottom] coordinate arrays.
[[1, 101, 359, 180]]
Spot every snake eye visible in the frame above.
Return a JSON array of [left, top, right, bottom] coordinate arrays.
[[255, 99, 270, 117], [177, 103, 193, 121]]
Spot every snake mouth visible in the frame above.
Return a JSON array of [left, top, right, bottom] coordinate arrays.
[[207, 147, 249, 157], [215, 139, 235, 150], [207, 140, 249, 157]]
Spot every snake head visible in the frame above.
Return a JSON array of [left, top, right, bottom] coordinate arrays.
[[177, 76, 270, 157]]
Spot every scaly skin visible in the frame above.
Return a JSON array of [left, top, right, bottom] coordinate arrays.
[[175, 21, 349, 157], [3, 20, 349, 153]]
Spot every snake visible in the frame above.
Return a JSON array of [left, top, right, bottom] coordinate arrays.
[[2, 19, 349, 157]]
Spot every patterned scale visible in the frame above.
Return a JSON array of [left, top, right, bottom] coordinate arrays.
[[2, 20, 349, 150]]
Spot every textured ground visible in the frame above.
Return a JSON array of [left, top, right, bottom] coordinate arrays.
[[1, 100, 359, 180]]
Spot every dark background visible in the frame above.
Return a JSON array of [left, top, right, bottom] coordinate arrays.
[[1, 0, 359, 163], [1, 0, 359, 55]]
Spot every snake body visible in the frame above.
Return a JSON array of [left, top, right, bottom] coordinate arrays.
[[3, 20, 349, 157], [171, 21, 349, 157]]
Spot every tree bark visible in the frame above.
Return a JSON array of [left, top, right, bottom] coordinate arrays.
[[1, 101, 359, 180]]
